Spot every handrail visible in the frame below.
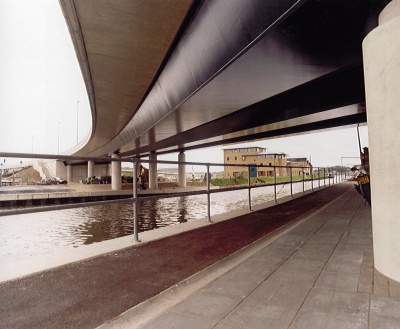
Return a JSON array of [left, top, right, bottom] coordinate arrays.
[[0, 151, 347, 243]]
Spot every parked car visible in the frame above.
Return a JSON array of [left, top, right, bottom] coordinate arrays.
[[38, 178, 51, 185], [49, 177, 68, 185]]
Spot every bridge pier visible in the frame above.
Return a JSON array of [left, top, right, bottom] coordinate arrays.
[[363, 0, 400, 281], [149, 152, 158, 189], [88, 160, 94, 178], [178, 152, 186, 188], [111, 153, 121, 190], [66, 165, 72, 183]]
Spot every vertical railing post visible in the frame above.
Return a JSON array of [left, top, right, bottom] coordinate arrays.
[[318, 167, 320, 189], [132, 158, 140, 242], [311, 166, 313, 191], [247, 165, 252, 211], [290, 166, 293, 198], [302, 167, 305, 194], [274, 166, 277, 204], [324, 168, 326, 187], [206, 164, 212, 223]]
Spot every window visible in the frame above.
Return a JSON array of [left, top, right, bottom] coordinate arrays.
[[234, 156, 237, 161], [227, 157, 230, 161], [242, 155, 246, 161]]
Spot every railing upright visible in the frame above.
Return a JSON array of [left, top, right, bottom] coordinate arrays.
[[247, 165, 252, 211], [274, 166, 277, 204], [318, 167, 320, 189], [206, 164, 212, 223], [302, 167, 305, 194], [290, 166, 293, 198], [311, 167, 313, 191], [132, 159, 140, 242]]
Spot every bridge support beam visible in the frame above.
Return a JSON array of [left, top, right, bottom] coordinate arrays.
[[67, 165, 72, 183], [88, 160, 94, 178], [149, 153, 158, 189], [178, 152, 186, 187], [363, 0, 400, 281], [111, 153, 121, 190]]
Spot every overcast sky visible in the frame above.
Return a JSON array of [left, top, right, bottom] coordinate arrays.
[[0, 0, 368, 169]]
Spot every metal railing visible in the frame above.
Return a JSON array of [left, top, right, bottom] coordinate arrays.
[[0, 152, 347, 243]]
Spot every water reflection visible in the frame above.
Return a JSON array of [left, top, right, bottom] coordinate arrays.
[[0, 181, 320, 260]]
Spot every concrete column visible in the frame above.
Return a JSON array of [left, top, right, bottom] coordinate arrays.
[[149, 153, 158, 189], [88, 160, 94, 178], [363, 0, 400, 281], [111, 153, 121, 190], [178, 151, 186, 187], [67, 165, 72, 183]]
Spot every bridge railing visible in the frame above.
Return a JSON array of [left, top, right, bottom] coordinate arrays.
[[0, 152, 346, 243]]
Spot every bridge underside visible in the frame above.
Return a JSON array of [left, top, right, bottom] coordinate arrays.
[[59, 0, 390, 159]]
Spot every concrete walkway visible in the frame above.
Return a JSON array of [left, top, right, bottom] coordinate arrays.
[[103, 185, 400, 329]]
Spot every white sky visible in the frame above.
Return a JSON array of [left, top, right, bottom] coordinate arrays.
[[0, 0, 368, 168]]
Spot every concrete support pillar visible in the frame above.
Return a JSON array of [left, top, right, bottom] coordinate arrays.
[[88, 160, 94, 178], [363, 0, 400, 281], [67, 165, 72, 183], [149, 153, 158, 189], [111, 153, 121, 190], [178, 151, 186, 187]]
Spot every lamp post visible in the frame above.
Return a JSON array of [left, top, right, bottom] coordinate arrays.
[[76, 100, 80, 145]]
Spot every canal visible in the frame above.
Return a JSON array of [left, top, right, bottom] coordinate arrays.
[[0, 181, 323, 261]]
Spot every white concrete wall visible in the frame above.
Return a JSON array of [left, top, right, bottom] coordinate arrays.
[[70, 164, 110, 182], [363, 0, 400, 281]]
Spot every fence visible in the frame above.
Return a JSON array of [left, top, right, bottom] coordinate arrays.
[[0, 152, 347, 243]]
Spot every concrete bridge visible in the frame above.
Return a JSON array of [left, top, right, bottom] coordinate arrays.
[[53, 0, 400, 281]]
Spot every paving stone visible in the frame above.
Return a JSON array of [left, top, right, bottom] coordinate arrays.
[[249, 280, 312, 307], [388, 278, 400, 287], [389, 286, 400, 297], [359, 273, 373, 284], [291, 308, 368, 329], [139, 311, 216, 329], [374, 275, 388, 286], [268, 267, 321, 284], [201, 272, 264, 299], [373, 284, 389, 296], [170, 290, 242, 321], [315, 271, 359, 292], [302, 288, 370, 316], [220, 298, 298, 329], [370, 295, 400, 329], [358, 282, 373, 294]]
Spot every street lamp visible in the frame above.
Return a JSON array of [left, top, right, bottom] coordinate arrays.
[[76, 100, 80, 145]]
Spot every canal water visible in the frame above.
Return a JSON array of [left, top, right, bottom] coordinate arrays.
[[0, 181, 326, 261]]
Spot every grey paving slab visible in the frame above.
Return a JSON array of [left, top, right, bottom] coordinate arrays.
[[168, 290, 242, 321], [249, 279, 312, 307], [315, 270, 360, 292], [220, 298, 299, 329], [201, 270, 267, 299], [291, 309, 368, 329], [302, 288, 370, 316], [370, 295, 400, 329], [268, 266, 321, 284], [138, 312, 216, 329]]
